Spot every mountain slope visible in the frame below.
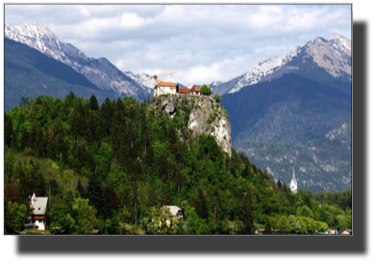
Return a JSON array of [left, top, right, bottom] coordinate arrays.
[[5, 22, 151, 100], [213, 34, 351, 96], [221, 73, 351, 144], [234, 122, 351, 193], [4, 38, 116, 110]]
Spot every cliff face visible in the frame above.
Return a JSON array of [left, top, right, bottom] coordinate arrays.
[[151, 94, 232, 156]]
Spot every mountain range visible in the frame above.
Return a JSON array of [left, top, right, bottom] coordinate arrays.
[[4, 22, 351, 192], [5, 22, 152, 102], [4, 37, 118, 110], [212, 33, 351, 96]]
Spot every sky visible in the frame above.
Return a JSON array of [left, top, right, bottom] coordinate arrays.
[[4, 4, 352, 85]]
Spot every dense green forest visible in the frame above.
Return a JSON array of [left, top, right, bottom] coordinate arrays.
[[4, 93, 352, 234]]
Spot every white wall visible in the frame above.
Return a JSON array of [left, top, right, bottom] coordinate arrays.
[[155, 86, 176, 97]]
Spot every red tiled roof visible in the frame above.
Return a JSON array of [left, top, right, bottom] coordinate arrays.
[[190, 85, 200, 92], [157, 81, 177, 87], [178, 88, 191, 94]]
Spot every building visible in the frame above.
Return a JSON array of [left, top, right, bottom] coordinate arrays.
[[27, 193, 48, 230], [178, 87, 191, 94], [341, 229, 352, 235], [162, 205, 184, 220], [289, 166, 298, 193], [190, 84, 201, 95], [154, 81, 177, 97]]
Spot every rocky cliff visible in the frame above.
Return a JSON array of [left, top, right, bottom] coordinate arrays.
[[150, 94, 232, 156]]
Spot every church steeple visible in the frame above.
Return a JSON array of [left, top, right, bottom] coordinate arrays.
[[292, 165, 296, 183], [289, 164, 297, 193]]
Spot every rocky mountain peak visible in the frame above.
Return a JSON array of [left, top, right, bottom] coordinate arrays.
[[5, 22, 150, 100]]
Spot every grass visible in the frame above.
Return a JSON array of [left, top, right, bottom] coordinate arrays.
[[122, 224, 145, 235], [23, 229, 51, 235], [254, 223, 265, 229]]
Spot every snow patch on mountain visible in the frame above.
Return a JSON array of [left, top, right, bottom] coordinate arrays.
[[227, 46, 301, 94], [124, 71, 153, 90], [5, 22, 149, 99]]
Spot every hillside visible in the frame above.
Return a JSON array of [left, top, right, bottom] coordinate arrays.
[[4, 38, 117, 110], [4, 92, 352, 235], [5, 22, 151, 101], [234, 122, 351, 193]]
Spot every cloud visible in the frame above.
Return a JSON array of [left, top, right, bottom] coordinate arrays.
[[4, 4, 351, 84]]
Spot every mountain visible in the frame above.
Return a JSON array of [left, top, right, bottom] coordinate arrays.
[[4, 38, 117, 110], [209, 81, 222, 91], [213, 33, 351, 96], [221, 73, 351, 144], [219, 34, 351, 145], [5, 22, 151, 100], [234, 122, 351, 192]]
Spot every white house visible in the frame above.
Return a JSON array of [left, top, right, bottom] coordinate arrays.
[[27, 193, 48, 230], [154, 81, 177, 97], [159, 205, 184, 228], [289, 166, 298, 194]]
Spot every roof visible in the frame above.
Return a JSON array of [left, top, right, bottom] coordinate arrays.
[[162, 205, 182, 216], [190, 85, 200, 92], [178, 88, 191, 94], [157, 81, 177, 87], [31, 197, 48, 215]]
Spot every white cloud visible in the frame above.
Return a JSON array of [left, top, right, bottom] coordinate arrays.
[[4, 4, 351, 84]]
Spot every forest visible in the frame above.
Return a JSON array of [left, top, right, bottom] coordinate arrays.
[[4, 92, 352, 234]]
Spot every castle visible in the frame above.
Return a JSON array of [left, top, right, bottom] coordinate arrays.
[[154, 81, 212, 98]]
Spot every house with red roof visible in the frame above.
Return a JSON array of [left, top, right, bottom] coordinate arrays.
[[190, 85, 201, 95], [154, 81, 177, 97]]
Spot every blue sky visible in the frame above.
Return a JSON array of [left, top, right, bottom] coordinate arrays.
[[5, 4, 352, 85]]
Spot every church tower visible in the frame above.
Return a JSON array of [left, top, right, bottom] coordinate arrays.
[[289, 166, 298, 194]]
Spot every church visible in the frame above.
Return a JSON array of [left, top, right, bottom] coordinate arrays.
[[289, 166, 298, 193]]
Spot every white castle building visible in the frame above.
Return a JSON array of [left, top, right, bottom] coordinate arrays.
[[154, 81, 177, 97], [289, 166, 298, 194]]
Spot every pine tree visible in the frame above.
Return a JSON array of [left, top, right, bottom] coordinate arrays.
[[212, 189, 222, 232], [159, 152, 168, 182], [277, 180, 282, 189], [48, 179, 58, 196], [145, 146, 154, 169], [87, 173, 103, 216], [265, 218, 272, 233], [100, 184, 114, 219], [131, 182, 139, 225], [76, 180, 86, 198], [5, 113, 13, 147], [165, 183, 172, 205], [148, 186, 157, 208], [36, 128, 44, 157], [89, 95, 99, 111], [21, 128, 29, 150], [193, 187, 208, 220]]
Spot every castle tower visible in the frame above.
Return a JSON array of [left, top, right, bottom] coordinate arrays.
[[289, 166, 298, 194]]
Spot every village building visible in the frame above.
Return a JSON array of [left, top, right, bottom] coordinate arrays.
[[163, 205, 184, 220], [289, 166, 298, 194], [189, 84, 201, 95], [178, 87, 191, 94], [341, 229, 352, 235], [154, 80, 213, 98], [154, 81, 177, 97], [27, 193, 48, 230]]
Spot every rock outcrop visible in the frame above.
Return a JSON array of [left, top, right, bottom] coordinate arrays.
[[151, 94, 232, 156]]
